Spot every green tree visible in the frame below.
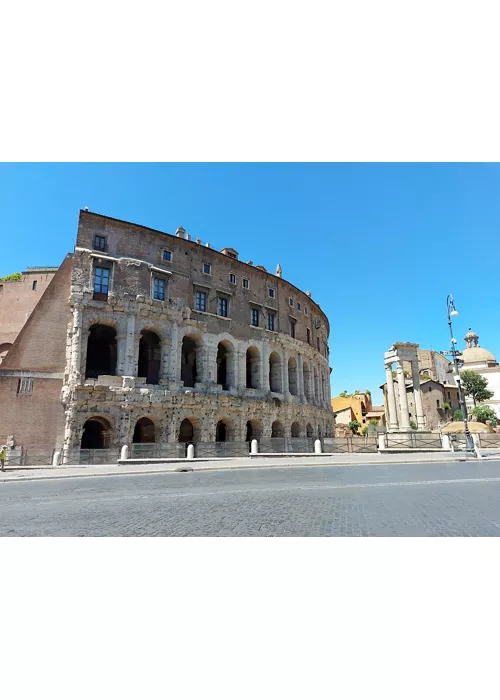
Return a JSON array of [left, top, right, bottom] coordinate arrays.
[[409, 419, 417, 430], [453, 409, 463, 421], [365, 390, 371, 396], [461, 370, 494, 407], [0, 272, 21, 281], [348, 420, 360, 435], [361, 426, 369, 436], [339, 390, 351, 398], [471, 405, 497, 427]]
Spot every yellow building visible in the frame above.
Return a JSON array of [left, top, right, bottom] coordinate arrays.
[[331, 392, 372, 427]]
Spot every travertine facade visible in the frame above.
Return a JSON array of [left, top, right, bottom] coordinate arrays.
[[0, 211, 334, 454]]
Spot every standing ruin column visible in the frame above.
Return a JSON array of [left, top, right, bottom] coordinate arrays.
[[411, 359, 425, 430], [396, 360, 411, 430], [70, 304, 84, 383], [123, 313, 136, 377], [385, 362, 399, 431]]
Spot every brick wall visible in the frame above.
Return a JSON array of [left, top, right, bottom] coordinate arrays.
[[0, 376, 65, 449], [0, 270, 57, 347]]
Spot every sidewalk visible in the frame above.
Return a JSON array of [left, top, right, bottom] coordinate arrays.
[[0, 451, 487, 483]]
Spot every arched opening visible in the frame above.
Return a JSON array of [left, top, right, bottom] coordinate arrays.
[[303, 363, 311, 401], [318, 425, 322, 439], [138, 331, 161, 384], [288, 357, 298, 396], [271, 420, 284, 438], [306, 423, 314, 438], [216, 420, 227, 442], [0, 342, 12, 365], [246, 346, 260, 389], [291, 421, 301, 438], [217, 341, 235, 390], [133, 417, 156, 443], [246, 419, 262, 441], [181, 336, 199, 387], [178, 418, 195, 443], [81, 417, 112, 449], [269, 352, 282, 393], [85, 325, 117, 378]]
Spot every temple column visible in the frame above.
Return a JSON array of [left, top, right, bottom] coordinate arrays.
[[396, 360, 411, 431], [385, 362, 399, 431], [411, 359, 426, 430]]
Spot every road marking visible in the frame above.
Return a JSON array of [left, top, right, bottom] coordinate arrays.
[[16, 475, 500, 506]]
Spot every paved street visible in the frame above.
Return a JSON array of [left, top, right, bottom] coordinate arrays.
[[2, 460, 500, 536]]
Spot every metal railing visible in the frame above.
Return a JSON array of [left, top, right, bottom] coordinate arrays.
[[65, 448, 120, 465], [477, 434, 500, 449], [384, 433, 443, 449], [258, 438, 315, 454], [23, 449, 56, 466], [194, 442, 250, 458], [322, 437, 378, 453], [130, 443, 186, 459]]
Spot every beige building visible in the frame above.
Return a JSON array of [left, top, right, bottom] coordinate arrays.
[[459, 328, 500, 419], [0, 210, 334, 456]]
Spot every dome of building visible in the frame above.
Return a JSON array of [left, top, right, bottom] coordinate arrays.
[[460, 346, 497, 364]]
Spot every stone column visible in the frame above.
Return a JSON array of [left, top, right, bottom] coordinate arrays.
[[160, 339, 171, 383], [298, 355, 305, 401], [261, 342, 270, 392], [282, 348, 289, 396], [411, 359, 425, 430], [309, 361, 315, 404], [385, 363, 399, 431], [123, 313, 136, 377], [70, 305, 83, 383], [169, 323, 180, 384], [396, 360, 411, 431]]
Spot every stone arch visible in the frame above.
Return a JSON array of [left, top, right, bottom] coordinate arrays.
[[246, 346, 261, 389], [245, 418, 263, 441], [81, 416, 113, 449], [216, 339, 235, 390], [85, 324, 117, 378], [138, 330, 161, 384], [132, 416, 156, 443], [291, 421, 301, 437], [181, 333, 202, 387], [303, 361, 311, 401], [288, 357, 298, 396], [306, 423, 314, 438], [178, 416, 200, 443], [271, 420, 284, 438], [215, 416, 235, 442], [0, 342, 12, 365], [269, 351, 282, 393]]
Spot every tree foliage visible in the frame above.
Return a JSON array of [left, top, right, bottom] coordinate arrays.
[[453, 409, 463, 421], [348, 420, 360, 435], [0, 272, 21, 281], [461, 370, 494, 406], [471, 405, 497, 427]]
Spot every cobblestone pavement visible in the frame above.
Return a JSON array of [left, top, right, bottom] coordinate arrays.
[[2, 460, 500, 536]]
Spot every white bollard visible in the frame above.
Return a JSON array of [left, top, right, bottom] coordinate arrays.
[[441, 434, 451, 451], [52, 451, 61, 466], [378, 434, 385, 451], [120, 445, 130, 461], [187, 444, 195, 460], [314, 439, 322, 454], [250, 439, 259, 455]]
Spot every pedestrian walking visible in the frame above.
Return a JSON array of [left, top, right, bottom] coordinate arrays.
[[0, 445, 7, 471]]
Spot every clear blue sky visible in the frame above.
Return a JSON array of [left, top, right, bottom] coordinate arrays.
[[1, 163, 500, 403]]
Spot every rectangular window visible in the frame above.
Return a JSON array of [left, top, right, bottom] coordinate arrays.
[[242, 278, 250, 289], [203, 262, 212, 275], [267, 312, 275, 331], [306, 328, 311, 344], [153, 278, 166, 301], [162, 249, 172, 262], [229, 273, 236, 285], [304, 306, 308, 316], [251, 308, 259, 327], [17, 377, 34, 395], [93, 266, 110, 299], [289, 297, 294, 307], [32, 280, 37, 290], [195, 291, 207, 312], [93, 234, 107, 252], [218, 297, 229, 317], [297, 302, 301, 312], [268, 287, 275, 298], [290, 319, 296, 338]]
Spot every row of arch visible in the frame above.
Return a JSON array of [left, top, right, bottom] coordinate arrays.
[[80, 415, 331, 449], [85, 325, 330, 403]]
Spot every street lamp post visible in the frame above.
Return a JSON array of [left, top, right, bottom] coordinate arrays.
[[446, 294, 475, 453]]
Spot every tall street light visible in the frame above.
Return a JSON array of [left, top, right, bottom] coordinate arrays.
[[446, 294, 474, 452]]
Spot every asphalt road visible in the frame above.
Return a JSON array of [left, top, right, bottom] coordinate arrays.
[[2, 460, 500, 536]]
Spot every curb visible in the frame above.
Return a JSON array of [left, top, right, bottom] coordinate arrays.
[[0, 456, 480, 483]]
